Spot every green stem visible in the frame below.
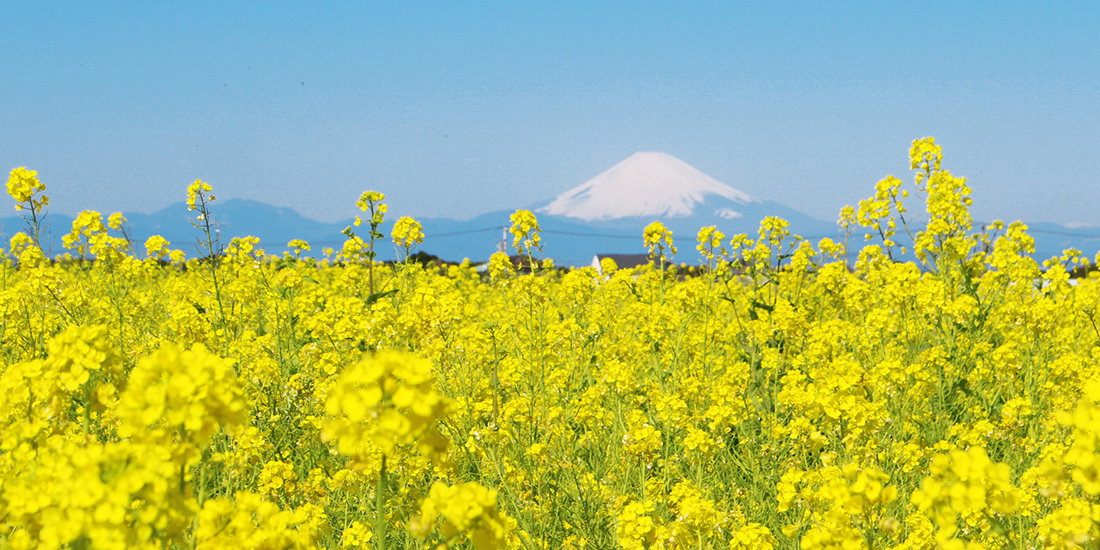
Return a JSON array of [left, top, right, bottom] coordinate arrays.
[[368, 256, 375, 296], [196, 193, 229, 355], [82, 384, 92, 437], [376, 454, 387, 550]]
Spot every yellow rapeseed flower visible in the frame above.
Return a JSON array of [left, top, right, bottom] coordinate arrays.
[[186, 179, 214, 210], [643, 220, 676, 262], [323, 351, 451, 464], [6, 166, 48, 212]]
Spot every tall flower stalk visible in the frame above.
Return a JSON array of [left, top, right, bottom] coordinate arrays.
[[187, 179, 229, 354]]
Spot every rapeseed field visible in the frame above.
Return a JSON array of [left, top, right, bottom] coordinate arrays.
[[2, 138, 1099, 549]]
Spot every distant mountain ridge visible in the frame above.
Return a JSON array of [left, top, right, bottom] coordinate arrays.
[[2, 153, 1098, 266], [0, 198, 356, 259], [4, 200, 1098, 267]]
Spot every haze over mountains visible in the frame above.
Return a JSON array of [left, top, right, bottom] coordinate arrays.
[[3, 153, 1099, 267]]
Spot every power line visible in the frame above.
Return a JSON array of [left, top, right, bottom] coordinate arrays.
[[147, 221, 1100, 249], [542, 229, 638, 240], [1025, 228, 1100, 239], [426, 227, 502, 238], [972, 221, 1100, 239], [217, 227, 846, 248]]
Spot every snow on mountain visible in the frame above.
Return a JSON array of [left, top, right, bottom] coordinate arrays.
[[540, 152, 754, 221]]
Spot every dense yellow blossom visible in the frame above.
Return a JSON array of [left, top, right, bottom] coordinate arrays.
[[616, 500, 666, 550], [144, 234, 172, 259], [116, 343, 249, 461], [392, 216, 424, 249], [196, 492, 325, 550], [2, 140, 1100, 549], [410, 481, 515, 550], [322, 350, 451, 463]]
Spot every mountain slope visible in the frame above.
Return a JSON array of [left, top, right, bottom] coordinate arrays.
[[0, 199, 355, 258], [541, 151, 754, 221]]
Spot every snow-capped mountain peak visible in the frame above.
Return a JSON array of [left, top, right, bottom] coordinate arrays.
[[540, 152, 753, 222]]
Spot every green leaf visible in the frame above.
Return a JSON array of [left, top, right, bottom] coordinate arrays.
[[365, 289, 398, 306], [751, 300, 774, 313]]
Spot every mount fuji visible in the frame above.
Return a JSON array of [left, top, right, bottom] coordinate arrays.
[[413, 152, 841, 265], [541, 152, 755, 222]]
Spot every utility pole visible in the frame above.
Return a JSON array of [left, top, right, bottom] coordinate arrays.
[[496, 226, 508, 254]]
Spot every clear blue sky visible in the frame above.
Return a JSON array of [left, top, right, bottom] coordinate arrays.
[[3, 1, 1098, 225]]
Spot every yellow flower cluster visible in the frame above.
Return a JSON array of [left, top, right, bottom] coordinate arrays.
[[288, 238, 311, 256], [392, 216, 424, 261], [643, 220, 676, 261], [392, 216, 424, 248], [322, 351, 450, 464], [186, 179, 214, 211], [911, 447, 1019, 546], [616, 500, 664, 550], [509, 209, 542, 256], [779, 461, 898, 549], [1059, 380, 1100, 492], [4, 436, 193, 549], [410, 481, 515, 550], [196, 491, 325, 550], [144, 234, 172, 259], [0, 330, 247, 549], [357, 190, 386, 214], [622, 409, 663, 458], [62, 209, 130, 262], [5, 167, 48, 212], [116, 343, 249, 460], [258, 460, 298, 499], [696, 225, 726, 262]]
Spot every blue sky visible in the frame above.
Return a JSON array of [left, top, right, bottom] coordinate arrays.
[[3, 1, 1098, 225]]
